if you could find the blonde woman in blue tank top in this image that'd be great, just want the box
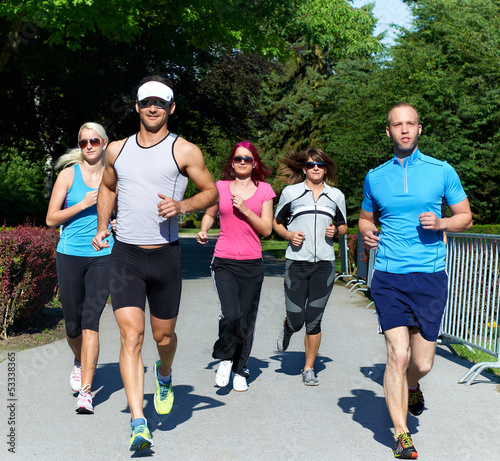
[46,122,114,414]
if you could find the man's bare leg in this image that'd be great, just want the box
[115,307,146,421]
[383,326,411,435]
[151,315,178,377]
[407,328,436,388]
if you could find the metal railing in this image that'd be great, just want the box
[442,233,500,385]
[336,231,500,384]
[334,235,351,283]
[335,232,375,307]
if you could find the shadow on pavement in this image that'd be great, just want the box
[270,351,333,376]
[338,389,410,448]
[263,252,285,277]
[92,362,124,407]
[435,345,500,385]
[145,386,224,433]
[205,356,271,391]
[180,237,215,280]
[180,236,286,280]
[360,363,386,387]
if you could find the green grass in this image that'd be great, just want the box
[178,228,219,235]
[450,344,500,377]
[261,239,288,259]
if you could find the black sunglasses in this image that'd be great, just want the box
[305,161,325,169]
[138,98,170,109]
[78,138,102,149]
[233,156,254,164]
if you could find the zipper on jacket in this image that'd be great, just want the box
[402,158,408,193]
[314,201,317,262]
[313,191,326,262]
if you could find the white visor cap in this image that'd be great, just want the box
[137,81,174,103]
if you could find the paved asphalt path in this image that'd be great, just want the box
[1,236,499,460]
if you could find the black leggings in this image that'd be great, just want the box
[56,252,111,338]
[212,257,264,376]
[284,260,335,335]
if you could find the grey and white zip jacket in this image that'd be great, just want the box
[275,181,347,262]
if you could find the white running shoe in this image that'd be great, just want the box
[302,368,319,386]
[232,373,248,392]
[70,364,81,392]
[215,360,233,387]
[76,385,94,414]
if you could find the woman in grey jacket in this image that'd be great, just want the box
[273,148,347,385]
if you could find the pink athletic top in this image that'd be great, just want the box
[214,180,276,260]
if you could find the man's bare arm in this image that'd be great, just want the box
[358,208,380,250]
[419,198,472,232]
[91,140,121,250]
[158,139,218,217]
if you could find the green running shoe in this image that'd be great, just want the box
[154,360,174,415]
[129,423,153,452]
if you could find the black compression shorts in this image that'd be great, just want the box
[110,240,182,320]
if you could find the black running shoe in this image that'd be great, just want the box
[276,318,292,352]
[408,383,425,416]
[393,432,418,459]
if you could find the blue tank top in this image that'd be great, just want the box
[56,164,114,256]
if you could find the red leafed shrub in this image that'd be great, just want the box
[0,224,59,339]
[344,233,371,275]
[345,234,359,273]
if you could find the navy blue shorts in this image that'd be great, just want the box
[371,269,448,341]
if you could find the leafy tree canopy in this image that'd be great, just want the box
[390,0,500,223]
[258,0,382,191]
[321,0,500,224]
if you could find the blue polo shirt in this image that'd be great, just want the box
[361,149,467,274]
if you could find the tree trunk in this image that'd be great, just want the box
[0,13,26,74]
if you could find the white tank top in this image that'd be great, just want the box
[114,132,188,244]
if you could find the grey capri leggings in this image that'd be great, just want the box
[284,259,335,335]
[56,252,111,338]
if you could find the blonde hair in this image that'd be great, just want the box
[54,122,109,170]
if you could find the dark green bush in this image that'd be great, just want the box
[0,224,58,339]
[0,145,49,226]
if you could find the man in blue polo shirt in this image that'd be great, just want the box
[358,102,472,459]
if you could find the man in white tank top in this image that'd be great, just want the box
[92,76,218,451]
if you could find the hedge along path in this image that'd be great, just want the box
[0,224,59,339]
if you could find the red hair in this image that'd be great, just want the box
[222,141,271,184]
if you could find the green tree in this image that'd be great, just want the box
[0,145,49,226]
[320,57,392,224]
[0,0,289,72]
[257,0,382,191]
[319,0,500,224]
[0,0,292,160]
[387,0,500,223]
